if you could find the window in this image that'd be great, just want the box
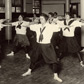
[0,0,23,13]
[33,0,41,14]
[0,7,5,13]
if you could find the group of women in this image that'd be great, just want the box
[0,12,84,82]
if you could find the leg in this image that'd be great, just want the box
[41,44,58,63]
[22,68,32,76]
[22,43,41,76]
[0,46,2,68]
[77,52,84,67]
[20,35,30,59]
[7,44,22,56]
[7,34,22,56]
[0,32,5,68]
[41,44,62,82]
[51,63,62,82]
[57,52,65,61]
[7,51,14,56]
[7,45,20,56]
[23,46,30,59]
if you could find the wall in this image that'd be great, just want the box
[71,0,80,16]
[78,3,80,16]
[41,0,80,16]
[26,0,33,13]
[42,0,65,16]
[25,0,80,16]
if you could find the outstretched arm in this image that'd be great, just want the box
[22,21,35,28]
[0,23,11,30]
[0,19,7,23]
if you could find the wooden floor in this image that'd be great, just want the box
[0,43,84,84]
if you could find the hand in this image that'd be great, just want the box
[0,19,7,23]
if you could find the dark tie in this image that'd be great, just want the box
[64,27,70,32]
[39,27,46,42]
[17,22,23,29]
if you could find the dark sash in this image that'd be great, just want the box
[17,22,23,29]
[39,27,46,42]
[64,19,74,32]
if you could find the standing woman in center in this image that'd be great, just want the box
[22,13,62,82]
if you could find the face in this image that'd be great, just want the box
[18,15,23,21]
[74,14,77,18]
[53,18,58,23]
[54,14,57,18]
[33,14,36,17]
[34,18,39,24]
[48,14,52,18]
[40,16,46,24]
[65,14,70,20]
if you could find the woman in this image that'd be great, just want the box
[59,12,84,67]
[0,19,9,68]
[22,13,62,82]
[7,15,30,59]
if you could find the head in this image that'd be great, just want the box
[34,18,39,24]
[40,13,48,25]
[48,12,54,18]
[53,18,58,24]
[53,12,58,18]
[73,14,77,18]
[33,13,37,17]
[65,12,70,20]
[33,13,37,21]
[18,15,24,21]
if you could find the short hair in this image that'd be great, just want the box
[54,12,58,15]
[18,14,25,19]
[65,12,71,16]
[72,13,78,18]
[40,13,49,21]
[48,12,54,17]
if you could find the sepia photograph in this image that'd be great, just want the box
[0,0,84,84]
